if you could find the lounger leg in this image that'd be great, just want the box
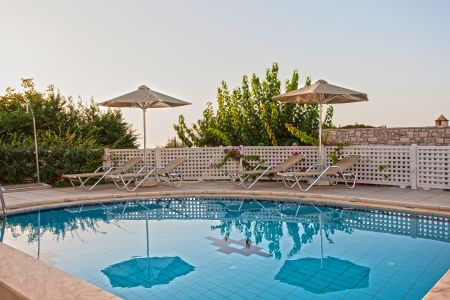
[172,173,182,188]
[125,173,155,192]
[296,171,328,192]
[85,172,110,191]
[282,176,298,189]
[242,169,271,189]
[342,173,358,189]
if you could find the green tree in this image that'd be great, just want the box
[0,79,137,148]
[0,79,138,184]
[174,63,333,146]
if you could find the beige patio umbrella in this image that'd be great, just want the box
[273,79,368,167]
[99,85,191,164]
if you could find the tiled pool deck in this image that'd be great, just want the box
[2,181,450,299]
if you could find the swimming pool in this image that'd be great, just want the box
[1,197,449,299]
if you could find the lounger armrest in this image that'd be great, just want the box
[138,165,155,173]
[155,167,169,174]
[93,165,113,173]
[326,165,343,172]
[109,166,128,173]
[254,163,272,171]
[304,163,323,172]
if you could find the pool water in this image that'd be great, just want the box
[1,197,449,300]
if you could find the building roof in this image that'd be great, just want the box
[436,114,448,121]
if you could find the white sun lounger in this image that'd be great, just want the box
[232,155,305,189]
[107,157,187,192]
[63,157,142,190]
[278,155,360,192]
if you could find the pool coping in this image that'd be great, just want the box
[0,243,119,300]
[4,189,450,217]
[2,189,450,299]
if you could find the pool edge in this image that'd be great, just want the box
[4,189,450,217]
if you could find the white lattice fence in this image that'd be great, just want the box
[326,146,412,187]
[104,145,450,189]
[417,146,450,189]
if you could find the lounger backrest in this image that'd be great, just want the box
[273,155,304,172]
[165,157,187,172]
[327,155,360,174]
[110,157,142,175]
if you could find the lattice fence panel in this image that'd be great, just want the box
[243,146,318,172]
[325,146,411,186]
[104,148,155,172]
[160,147,237,180]
[417,146,450,189]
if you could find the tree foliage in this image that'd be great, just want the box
[174,63,333,146]
[0,79,138,184]
[0,79,137,148]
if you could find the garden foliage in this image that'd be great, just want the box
[174,63,333,147]
[0,79,138,184]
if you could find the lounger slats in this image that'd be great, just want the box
[107,157,187,191]
[279,155,360,191]
[64,172,106,179]
[63,157,141,190]
[235,155,304,188]
[109,157,142,175]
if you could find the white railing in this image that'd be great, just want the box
[104,145,450,190]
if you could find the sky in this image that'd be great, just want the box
[1,0,449,147]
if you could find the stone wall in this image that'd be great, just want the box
[323,127,450,146]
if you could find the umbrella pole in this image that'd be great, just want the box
[37,210,41,259]
[320,213,323,269]
[143,108,147,166]
[318,103,323,170]
[146,218,149,258]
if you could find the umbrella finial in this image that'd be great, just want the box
[316,79,328,84]
[139,85,150,90]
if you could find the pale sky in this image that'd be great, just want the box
[1,0,449,147]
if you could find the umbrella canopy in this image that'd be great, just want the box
[272,79,368,105]
[101,256,195,288]
[273,80,368,167]
[99,85,191,164]
[99,85,191,109]
[275,256,370,294]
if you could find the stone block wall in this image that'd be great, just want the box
[323,127,450,146]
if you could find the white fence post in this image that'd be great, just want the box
[103,148,111,167]
[410,144,418,190]
[155,147,161,168]
[239,145,244,172]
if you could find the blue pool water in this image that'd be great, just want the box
[1,197,449,300]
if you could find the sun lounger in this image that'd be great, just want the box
[107,157,187,192]
[232,155,304,189]
[278,155,360,192]
[63,157,142,190]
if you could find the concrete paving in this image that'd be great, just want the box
[2,180,450,215]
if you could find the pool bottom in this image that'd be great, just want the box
[2,197,450,299]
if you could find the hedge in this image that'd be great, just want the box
[0,145,103,185]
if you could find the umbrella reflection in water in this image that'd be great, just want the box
[275,209,370,294]
[101,256,195,288]
[275,256,369,294]
[102,201,195,288]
